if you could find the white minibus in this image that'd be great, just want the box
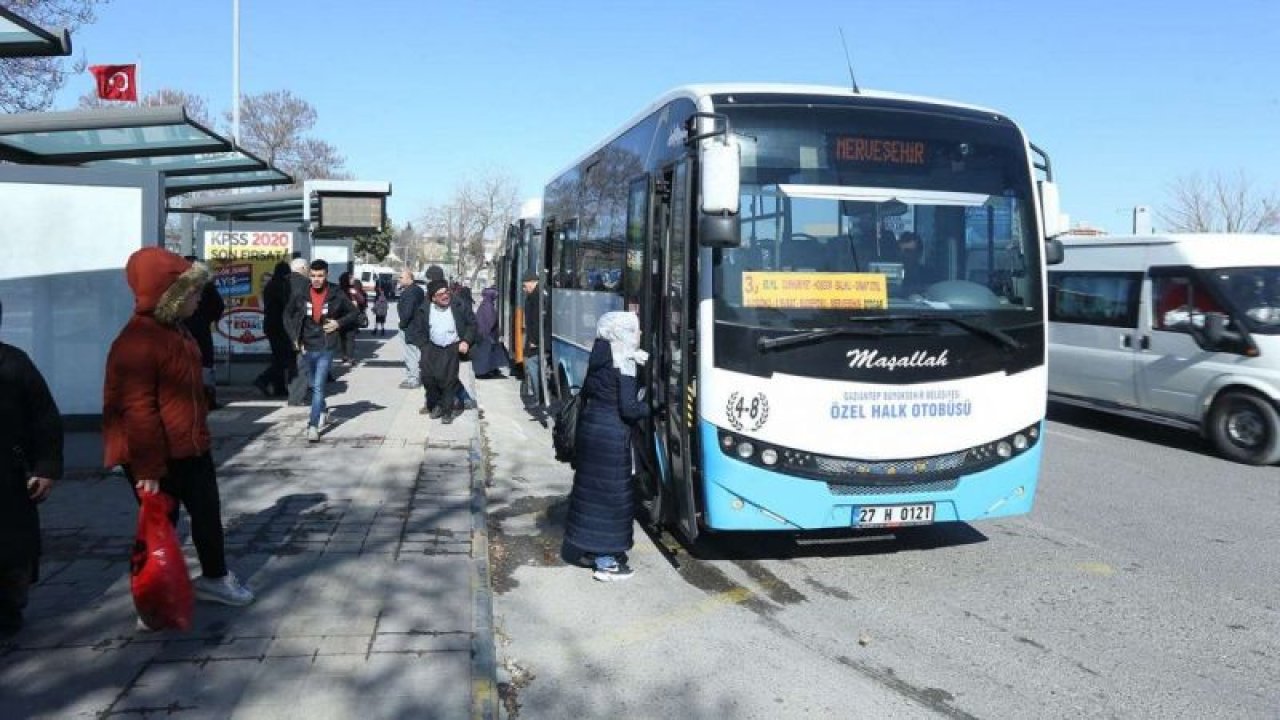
[1048,234,1280,464]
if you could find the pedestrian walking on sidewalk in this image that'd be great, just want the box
[182,259,225,410]
[396,269,424,389]
[254,261,294,397]
[411,279,475,424]
[285,259,359,442]
[337,272,364,365]
[0,300,64,637]
[562,311,651,582]
[470,286,509,379]
[521,271,544,407]
[286,257,312,406]
[372,285,389,336]
[422,265,478,409]
[104,248,254,609]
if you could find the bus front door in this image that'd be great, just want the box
[658,161,699,542]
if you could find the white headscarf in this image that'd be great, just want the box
[596,311,648,377]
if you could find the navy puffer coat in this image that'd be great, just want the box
[562,339,649,555]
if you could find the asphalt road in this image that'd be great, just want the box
[480,377,1279,720]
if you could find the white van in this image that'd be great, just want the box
[355,264,396,300]
[1048,234,1280,464]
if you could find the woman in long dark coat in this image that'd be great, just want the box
[470,287,509,378]
[0,304,63,635]
[562,311,650,581]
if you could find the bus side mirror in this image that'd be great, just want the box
[1045,237,1064,265]
[1201,312,1228,346]
[699,136,741,248]
[1038,180,1066,240]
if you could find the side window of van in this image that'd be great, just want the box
[1048,271,1142,328]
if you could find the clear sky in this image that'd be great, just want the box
[51,0,1280,234]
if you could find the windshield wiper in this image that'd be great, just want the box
[757,319,932,351]
[755,313,1023,352]
[917,315,1023,351]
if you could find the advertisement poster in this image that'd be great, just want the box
[203,229,294,355]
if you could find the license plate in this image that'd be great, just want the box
[854,503,934,528]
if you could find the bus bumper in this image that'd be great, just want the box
[698,420,1043,531]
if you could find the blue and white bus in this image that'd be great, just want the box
[539,84,1064,541]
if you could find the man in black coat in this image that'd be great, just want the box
[182,266,226,409]
[411,279,476,424]
[0,301,63,635]
[286,257,313,406]
[521,271,543,407]
[254,261,294,397]
[423,265,478,411]
[396,268,424,389]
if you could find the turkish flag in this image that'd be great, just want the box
[89,64,138,102]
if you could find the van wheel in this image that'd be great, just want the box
[1208,391,1280,465]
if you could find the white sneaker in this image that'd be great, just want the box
[194,572,255,606]
[592,562,636,582]
[307,426,320,443]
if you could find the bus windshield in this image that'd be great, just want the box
[713,104,1042,329]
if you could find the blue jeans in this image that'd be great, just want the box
[302,350,334,427]
[400,331,420,382]
[523,353,541,405]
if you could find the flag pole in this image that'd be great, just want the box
[232,0,241,147]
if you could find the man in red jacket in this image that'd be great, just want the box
[104,248,254,613]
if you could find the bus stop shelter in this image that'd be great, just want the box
[0,104,292,432]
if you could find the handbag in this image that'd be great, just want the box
[130,493,194,631]
[358,311,369,329]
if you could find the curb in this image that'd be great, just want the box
[470,424,498,720]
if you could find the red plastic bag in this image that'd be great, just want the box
[130,492,194,631]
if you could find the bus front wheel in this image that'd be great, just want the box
[1208,390,1280,465]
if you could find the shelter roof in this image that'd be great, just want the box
[0,105,291,194]
[0,6,71,57]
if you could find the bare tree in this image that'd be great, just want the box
[234,90,347,183]
[420,172,520,282]
[458,173,521,280]
[1160,171,1280,233]
[0,0,105,113]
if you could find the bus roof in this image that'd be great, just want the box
[544,83,1008,187]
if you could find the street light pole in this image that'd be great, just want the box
[232,0,240,146]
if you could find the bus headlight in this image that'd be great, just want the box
[996,441,1013,458]
[1012,434,1028,451]
[736,442,755,459]
[721,434,735,450]
[760,448,779,466]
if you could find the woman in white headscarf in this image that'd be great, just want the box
[562,311,651,582]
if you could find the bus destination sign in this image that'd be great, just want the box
[832,136,928,169]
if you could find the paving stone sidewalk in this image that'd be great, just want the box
[0,332,496,719]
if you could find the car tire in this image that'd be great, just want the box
[1207,390,1280,465]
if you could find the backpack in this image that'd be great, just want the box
[552,387,585,464]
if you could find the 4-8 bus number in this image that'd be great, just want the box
[725,391,770,432]
[734,395,762,421]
